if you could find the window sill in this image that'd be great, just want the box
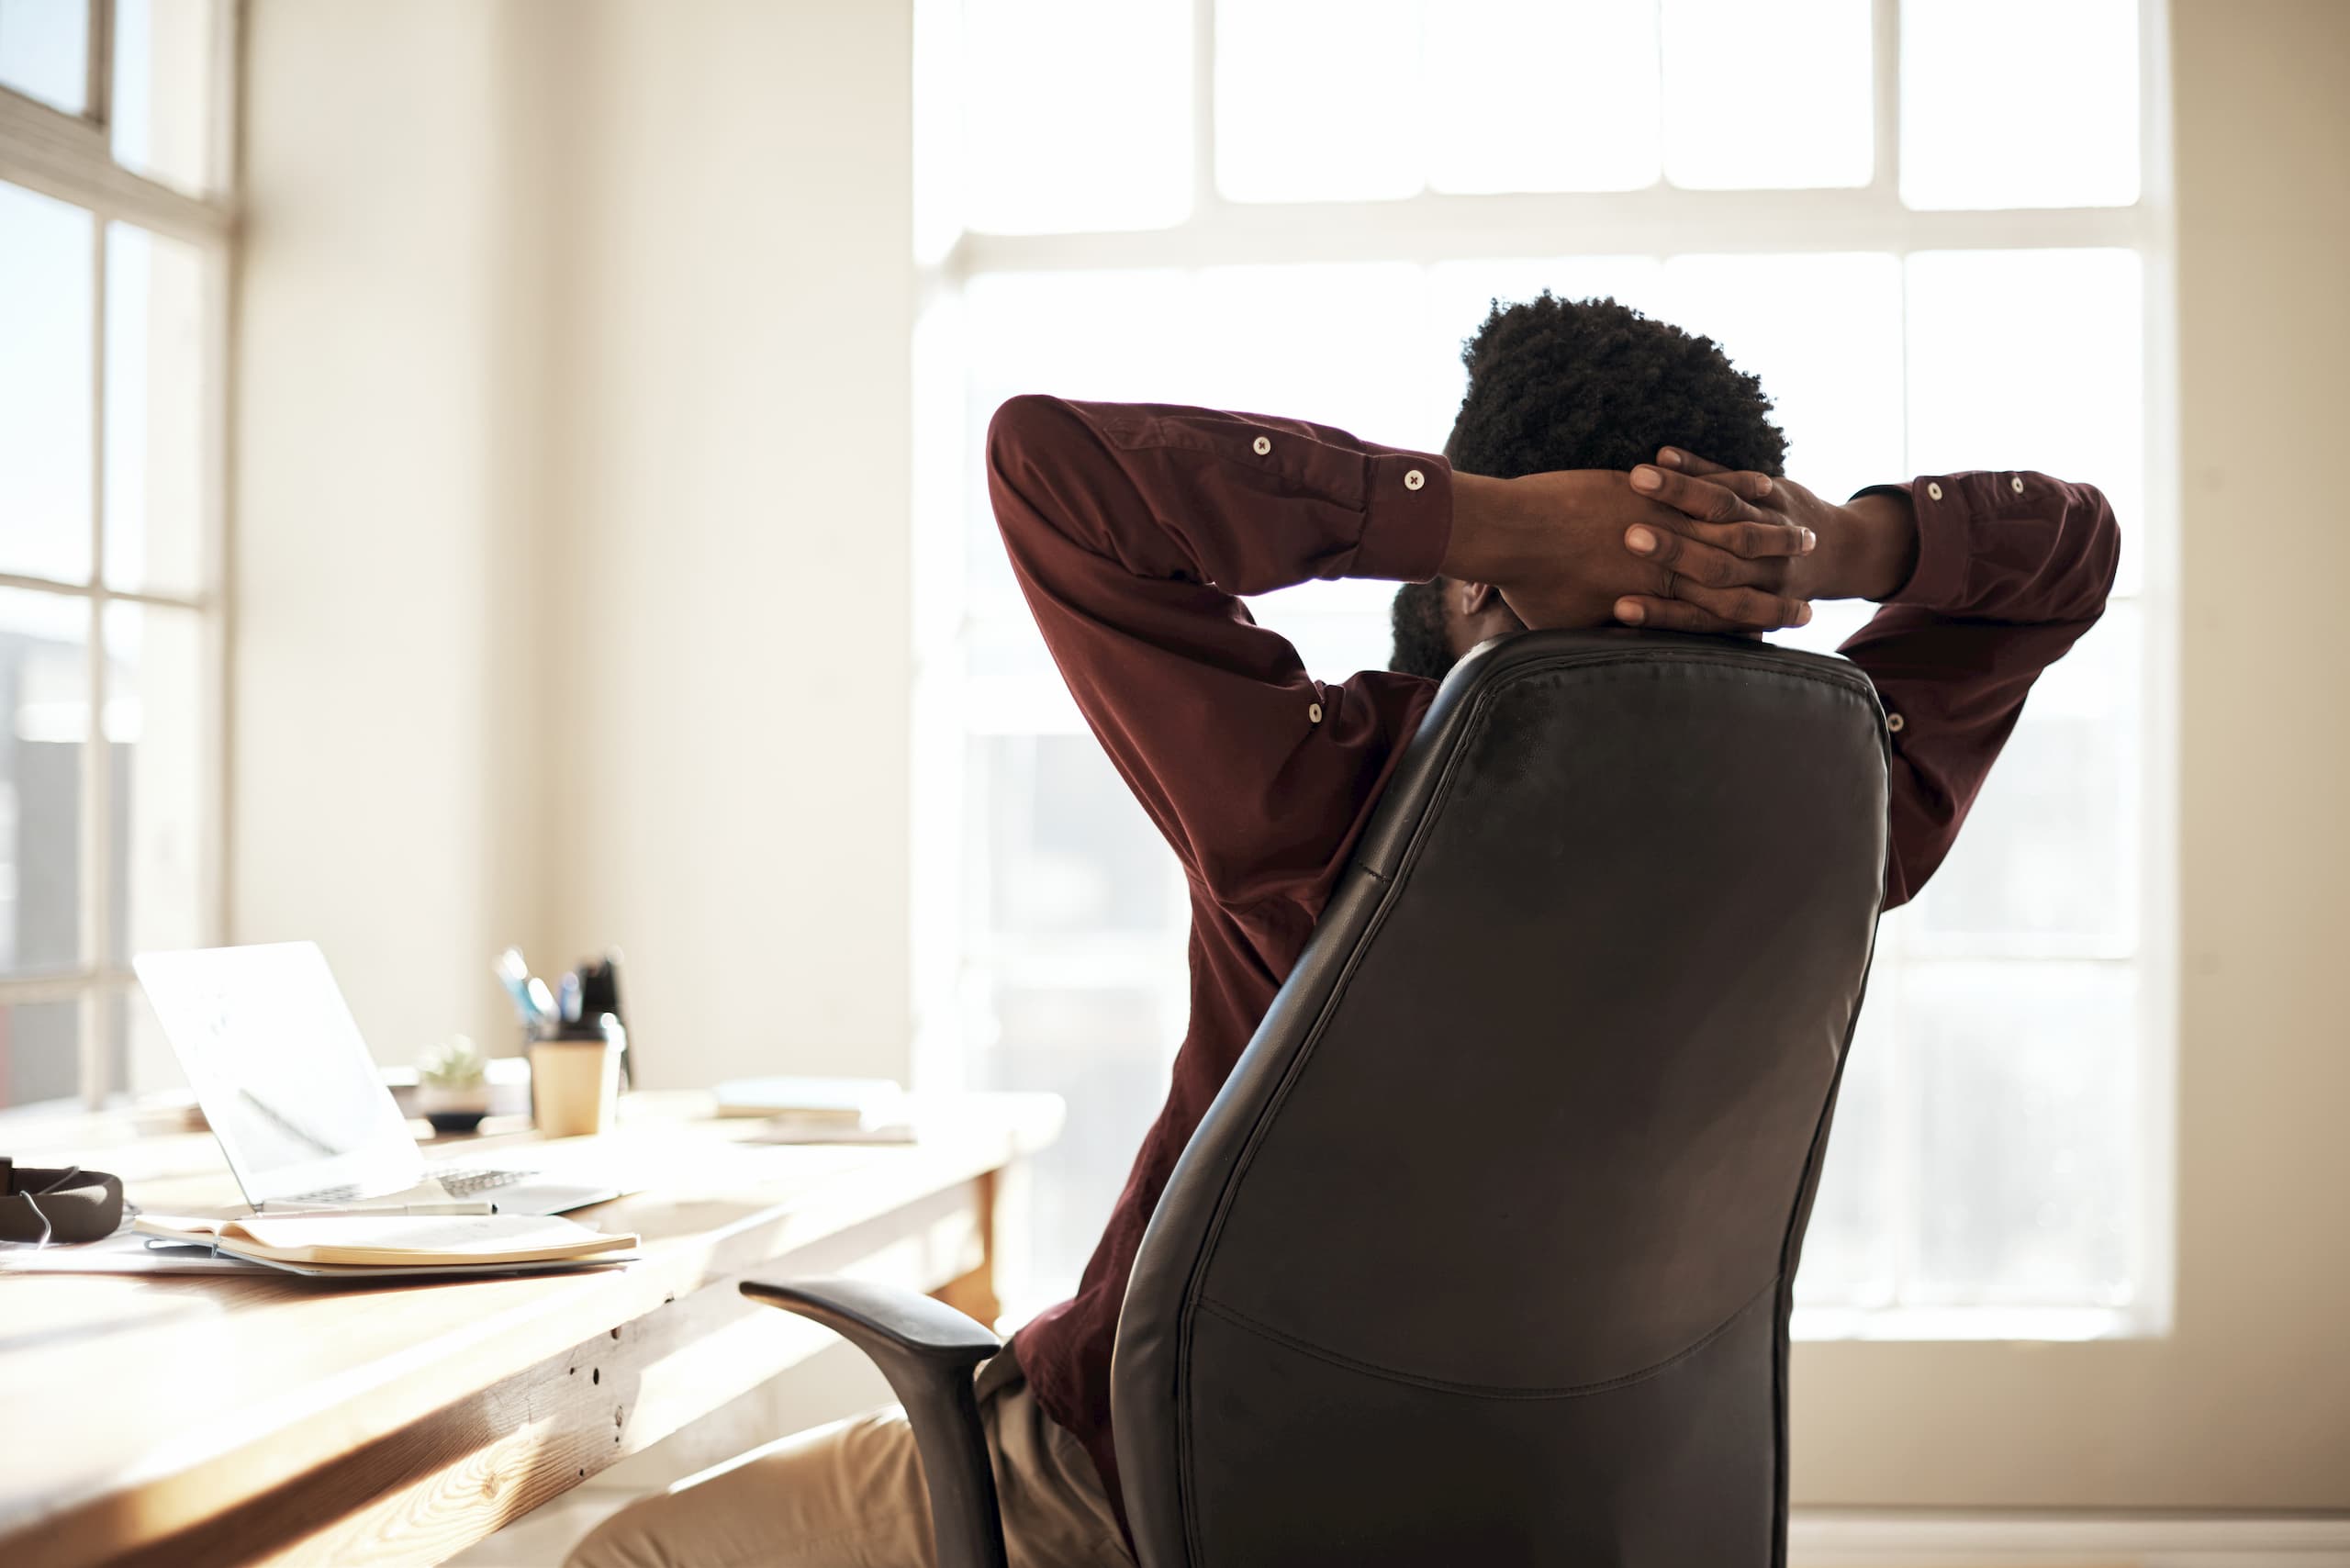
[1792,1305,2149,1342]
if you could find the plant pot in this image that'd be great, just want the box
[417,1081,492,1136]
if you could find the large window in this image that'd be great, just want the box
[913,0,2173,1338]
[0,0,233,1107]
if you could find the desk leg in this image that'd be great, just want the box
[931,1166,1001,1328]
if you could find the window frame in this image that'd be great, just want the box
[912,0,2178,1339]
[0,0,239,1108]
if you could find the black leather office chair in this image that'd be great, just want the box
[744,628,1890,1568]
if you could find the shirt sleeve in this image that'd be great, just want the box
[1839,470,2123,909]
[985,395,1451,913]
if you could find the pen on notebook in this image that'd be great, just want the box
[261,1200,501,1216]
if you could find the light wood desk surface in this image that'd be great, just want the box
[0,1090,1063,1568]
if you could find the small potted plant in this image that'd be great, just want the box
[417,1036,492,1134]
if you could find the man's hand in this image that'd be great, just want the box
[1444,467,1815,633]
[1609,448,1922,631]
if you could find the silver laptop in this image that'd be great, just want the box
[135,942,619,1216]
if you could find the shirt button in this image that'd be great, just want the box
[2011,475,2026,494]
[1251,435,1271,456]
[1404,468,1426,491]
[1308,701,1324,724]
[1886,712,1906,734]
[1926,481,1944,501]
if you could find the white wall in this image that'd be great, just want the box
[234,0,548,1058]
[233,0,914,1085]
[237,6,914,1525]
[536,0,916,1090]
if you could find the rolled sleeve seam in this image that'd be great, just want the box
[1883,476,1972,610]
[1353,452,1452,583]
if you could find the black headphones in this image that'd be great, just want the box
[0,1157,126,1246]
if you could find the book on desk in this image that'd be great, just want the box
[132,1211,641,1278]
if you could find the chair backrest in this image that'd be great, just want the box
[1111,629,1889,1568]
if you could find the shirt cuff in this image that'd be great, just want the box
[1864,476,1971,611]
[1354,451,1452,582]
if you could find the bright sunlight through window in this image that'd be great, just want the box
[912,0,2170,1342]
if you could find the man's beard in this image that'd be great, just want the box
[1390,579,1456,681]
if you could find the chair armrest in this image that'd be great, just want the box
[744,1274,1003,1369]
[741,1276,1008,1568]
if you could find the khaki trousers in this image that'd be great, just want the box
[565,1350,1134,1568]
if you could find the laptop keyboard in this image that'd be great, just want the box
[434,1167,539,1197]
[286,1166,538,1204]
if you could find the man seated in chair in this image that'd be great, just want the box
[571,296,2119,1568]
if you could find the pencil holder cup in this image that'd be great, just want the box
[529,1017,625,1137]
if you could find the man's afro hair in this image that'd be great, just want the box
[1445,293,1788,480]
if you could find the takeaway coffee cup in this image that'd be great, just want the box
[529,1016,625,1137]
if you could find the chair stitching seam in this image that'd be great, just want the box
[1191,1280,1776,1401]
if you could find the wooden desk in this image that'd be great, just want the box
[0,1091,1062,1568]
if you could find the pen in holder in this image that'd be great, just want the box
[529,1014,625,1138]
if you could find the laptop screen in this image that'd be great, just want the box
[134,943,424,1204]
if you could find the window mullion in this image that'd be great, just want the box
[0,89,228,247]
[0,570,205,610]
[1887,965,1917,1307]
[1873,0,1900,197]
[203,173,234,952]
[0,969,131,1005]
[78,209,111,1109]
[1895,210,1914,485]
[206,0,239,197]
[1189,0,1215,219]
[84,0,115,132]
[954,198,2154,275]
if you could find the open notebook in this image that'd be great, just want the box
[133,1212,641,1278]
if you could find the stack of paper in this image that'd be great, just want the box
[133,1212,640,1278]
[711,1076,916,1144]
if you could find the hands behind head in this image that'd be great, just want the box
[1442,450,1915,637]
[1609,449,1838,635]
[1443,461,1815,637]
[1616,447,1920,631]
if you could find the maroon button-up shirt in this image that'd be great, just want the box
[984,394,2121,1527]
